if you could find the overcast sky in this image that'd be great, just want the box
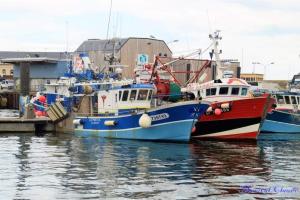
[0,0,299,80]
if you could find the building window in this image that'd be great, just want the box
[2,69,6,75]
[10,70,13,75]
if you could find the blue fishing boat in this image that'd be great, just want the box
[260,91,300,139]
[74,83,210,142]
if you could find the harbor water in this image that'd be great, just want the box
[0,133,299,199]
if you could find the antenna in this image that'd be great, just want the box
[65,21,69,52]
[209,30,224,79]
[106,0,113,40]
[113,12,119,38]
[119,14,122,38]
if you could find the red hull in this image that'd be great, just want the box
[193,95,273,140]
[199,95,271,122]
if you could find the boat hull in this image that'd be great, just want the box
[192,95,272,140]
[75,101,209,142]
[76,119,195,142]
[260,110,300,134]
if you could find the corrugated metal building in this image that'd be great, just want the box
[76,37,172,78]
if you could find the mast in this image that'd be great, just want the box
[209,30,223,79]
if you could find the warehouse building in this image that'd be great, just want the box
[76,37,172,78]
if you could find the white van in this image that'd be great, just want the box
[0,80,14,90]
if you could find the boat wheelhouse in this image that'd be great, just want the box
[97,83,154,115]
[183,78,251,102]
[260,91,300,135]
[272,92,300,111]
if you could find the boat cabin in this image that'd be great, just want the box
[273,92,300,110]
[97,83,155,115]
[183,78,251,101]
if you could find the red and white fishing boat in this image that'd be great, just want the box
[183,78,272,140]
[181,31,273,140]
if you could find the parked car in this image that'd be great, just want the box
[0,79,15,90]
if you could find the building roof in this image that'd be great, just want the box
[0,51,69,60]
[0,57,59,64]
[76,37,172,53]
[76,38,128,52]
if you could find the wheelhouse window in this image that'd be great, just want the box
[284,96,290,104]
[241,88,248,96]
[119,91,122,101]
[291,96,297,104]
[129,90,137,101]
[211,88,216,95]
[137,90,148,100]
[148,90,153,100]
[206,88,217,96]
[231,87,240,95]
[276,95,284,104]
[297,97,300,104]
[219,87,229,95]
[122,90,129,101]
[206,89,211,96]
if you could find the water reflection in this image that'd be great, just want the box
[0,134,299,199]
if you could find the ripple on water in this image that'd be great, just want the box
[0,134,299,199]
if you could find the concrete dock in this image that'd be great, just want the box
[0,117,54,134]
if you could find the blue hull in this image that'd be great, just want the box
[261,110,300,133]
[75,101,209,142]
[76,120,194,142]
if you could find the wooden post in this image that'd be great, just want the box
[20,62,30,96]
[19,62,32,118]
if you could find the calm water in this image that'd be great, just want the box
[0,133,299,200]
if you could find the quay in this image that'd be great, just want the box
[0,57,73,135]
[0,117,54,134]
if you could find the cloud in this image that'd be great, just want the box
[0,0,299,79]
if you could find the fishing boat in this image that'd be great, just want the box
[184,78,272,140]
[180,31,273,140]
[74,83,210,142]
[260,91,300,136]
